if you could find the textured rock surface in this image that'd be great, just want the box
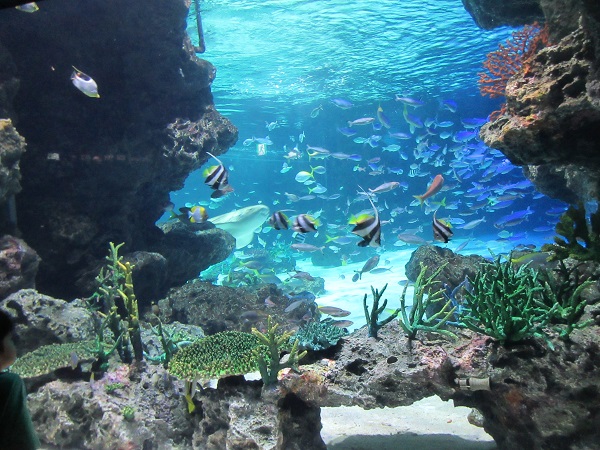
[461,0,543,29]
[478,0,600,204]
[163,280,302,336]
[324,320,600,450]
[0,0,237,299]
[0,289,95,353]
[0,235,40,299]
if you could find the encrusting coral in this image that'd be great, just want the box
[10,341,96,378]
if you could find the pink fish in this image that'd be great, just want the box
[414,174,444,205]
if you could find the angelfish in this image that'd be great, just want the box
[71,67,100,98]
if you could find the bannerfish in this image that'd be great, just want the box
[204,152,233,198]
[433,211,453,243]
[349,187,381,247]
[71,67,100,98]
[293,214,319,233]
[414,174,444,205]
[269,211,289,230]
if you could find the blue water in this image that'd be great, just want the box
[165,0,567,269]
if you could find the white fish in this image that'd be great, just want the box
[71,67,100,98]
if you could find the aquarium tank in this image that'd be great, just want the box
[0,0,598,449]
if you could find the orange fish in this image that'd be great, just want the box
[414,174,444,205]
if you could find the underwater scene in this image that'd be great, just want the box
[0,0,599,449]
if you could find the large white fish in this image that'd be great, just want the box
[210,205,270,249]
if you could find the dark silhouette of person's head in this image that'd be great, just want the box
[0,310,17,370]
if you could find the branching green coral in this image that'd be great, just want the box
[459,257,554,346]
[541,202,600,262]
[538,261,594,340]
[168,331,265,382]
[252,316,307,387]
[363,284,399,338]
[290,318,348,351]
[88,242,144,365]
[146,320,195,368]
[398,263,457,340]
[11,341,96,378]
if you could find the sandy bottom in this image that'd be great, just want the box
[320,396,496,450]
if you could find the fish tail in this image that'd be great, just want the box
[413,194,424,205]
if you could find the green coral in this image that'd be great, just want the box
[459,257,554,345]
[538,261,594,340]
[168,331,265,382]
[290,318,348,351]
[398,263,457,340]
[122,406,135,422]
[363,284,399,338]
[541,202,600,262]
[146,320,196,368]
[252,316,307,387]
[105,382,125,393]
[88,242,144,365]
[11,341,96,378]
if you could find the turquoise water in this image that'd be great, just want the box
[167,1,566,275]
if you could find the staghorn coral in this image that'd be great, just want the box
[397,263,457,340]
[10,341,96,378]
[363,284,399,338]
[459,257,554,346]
[252,316,307,387]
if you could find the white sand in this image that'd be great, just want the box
[321,396,496,449]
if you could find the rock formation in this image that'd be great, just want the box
[0,0,237,300]
[475,0,600,204]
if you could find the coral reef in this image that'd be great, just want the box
[477,0,600,204]
[0,119,24,217]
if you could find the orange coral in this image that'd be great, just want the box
[479,22,549,101]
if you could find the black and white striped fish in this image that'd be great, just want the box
[350,187,381,247]
[293,214,318,233]
[269,211,289,230]
[203,152,232,196]
[433,211,453,243]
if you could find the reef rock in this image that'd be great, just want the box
[0,119,24,232]
[325,319,600,450]
[0,235,40,299]
[0,0,238,300]
[461,0,544,29]
[478,0,600,204]
[405,244,487,288]
[0,289,95,353]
